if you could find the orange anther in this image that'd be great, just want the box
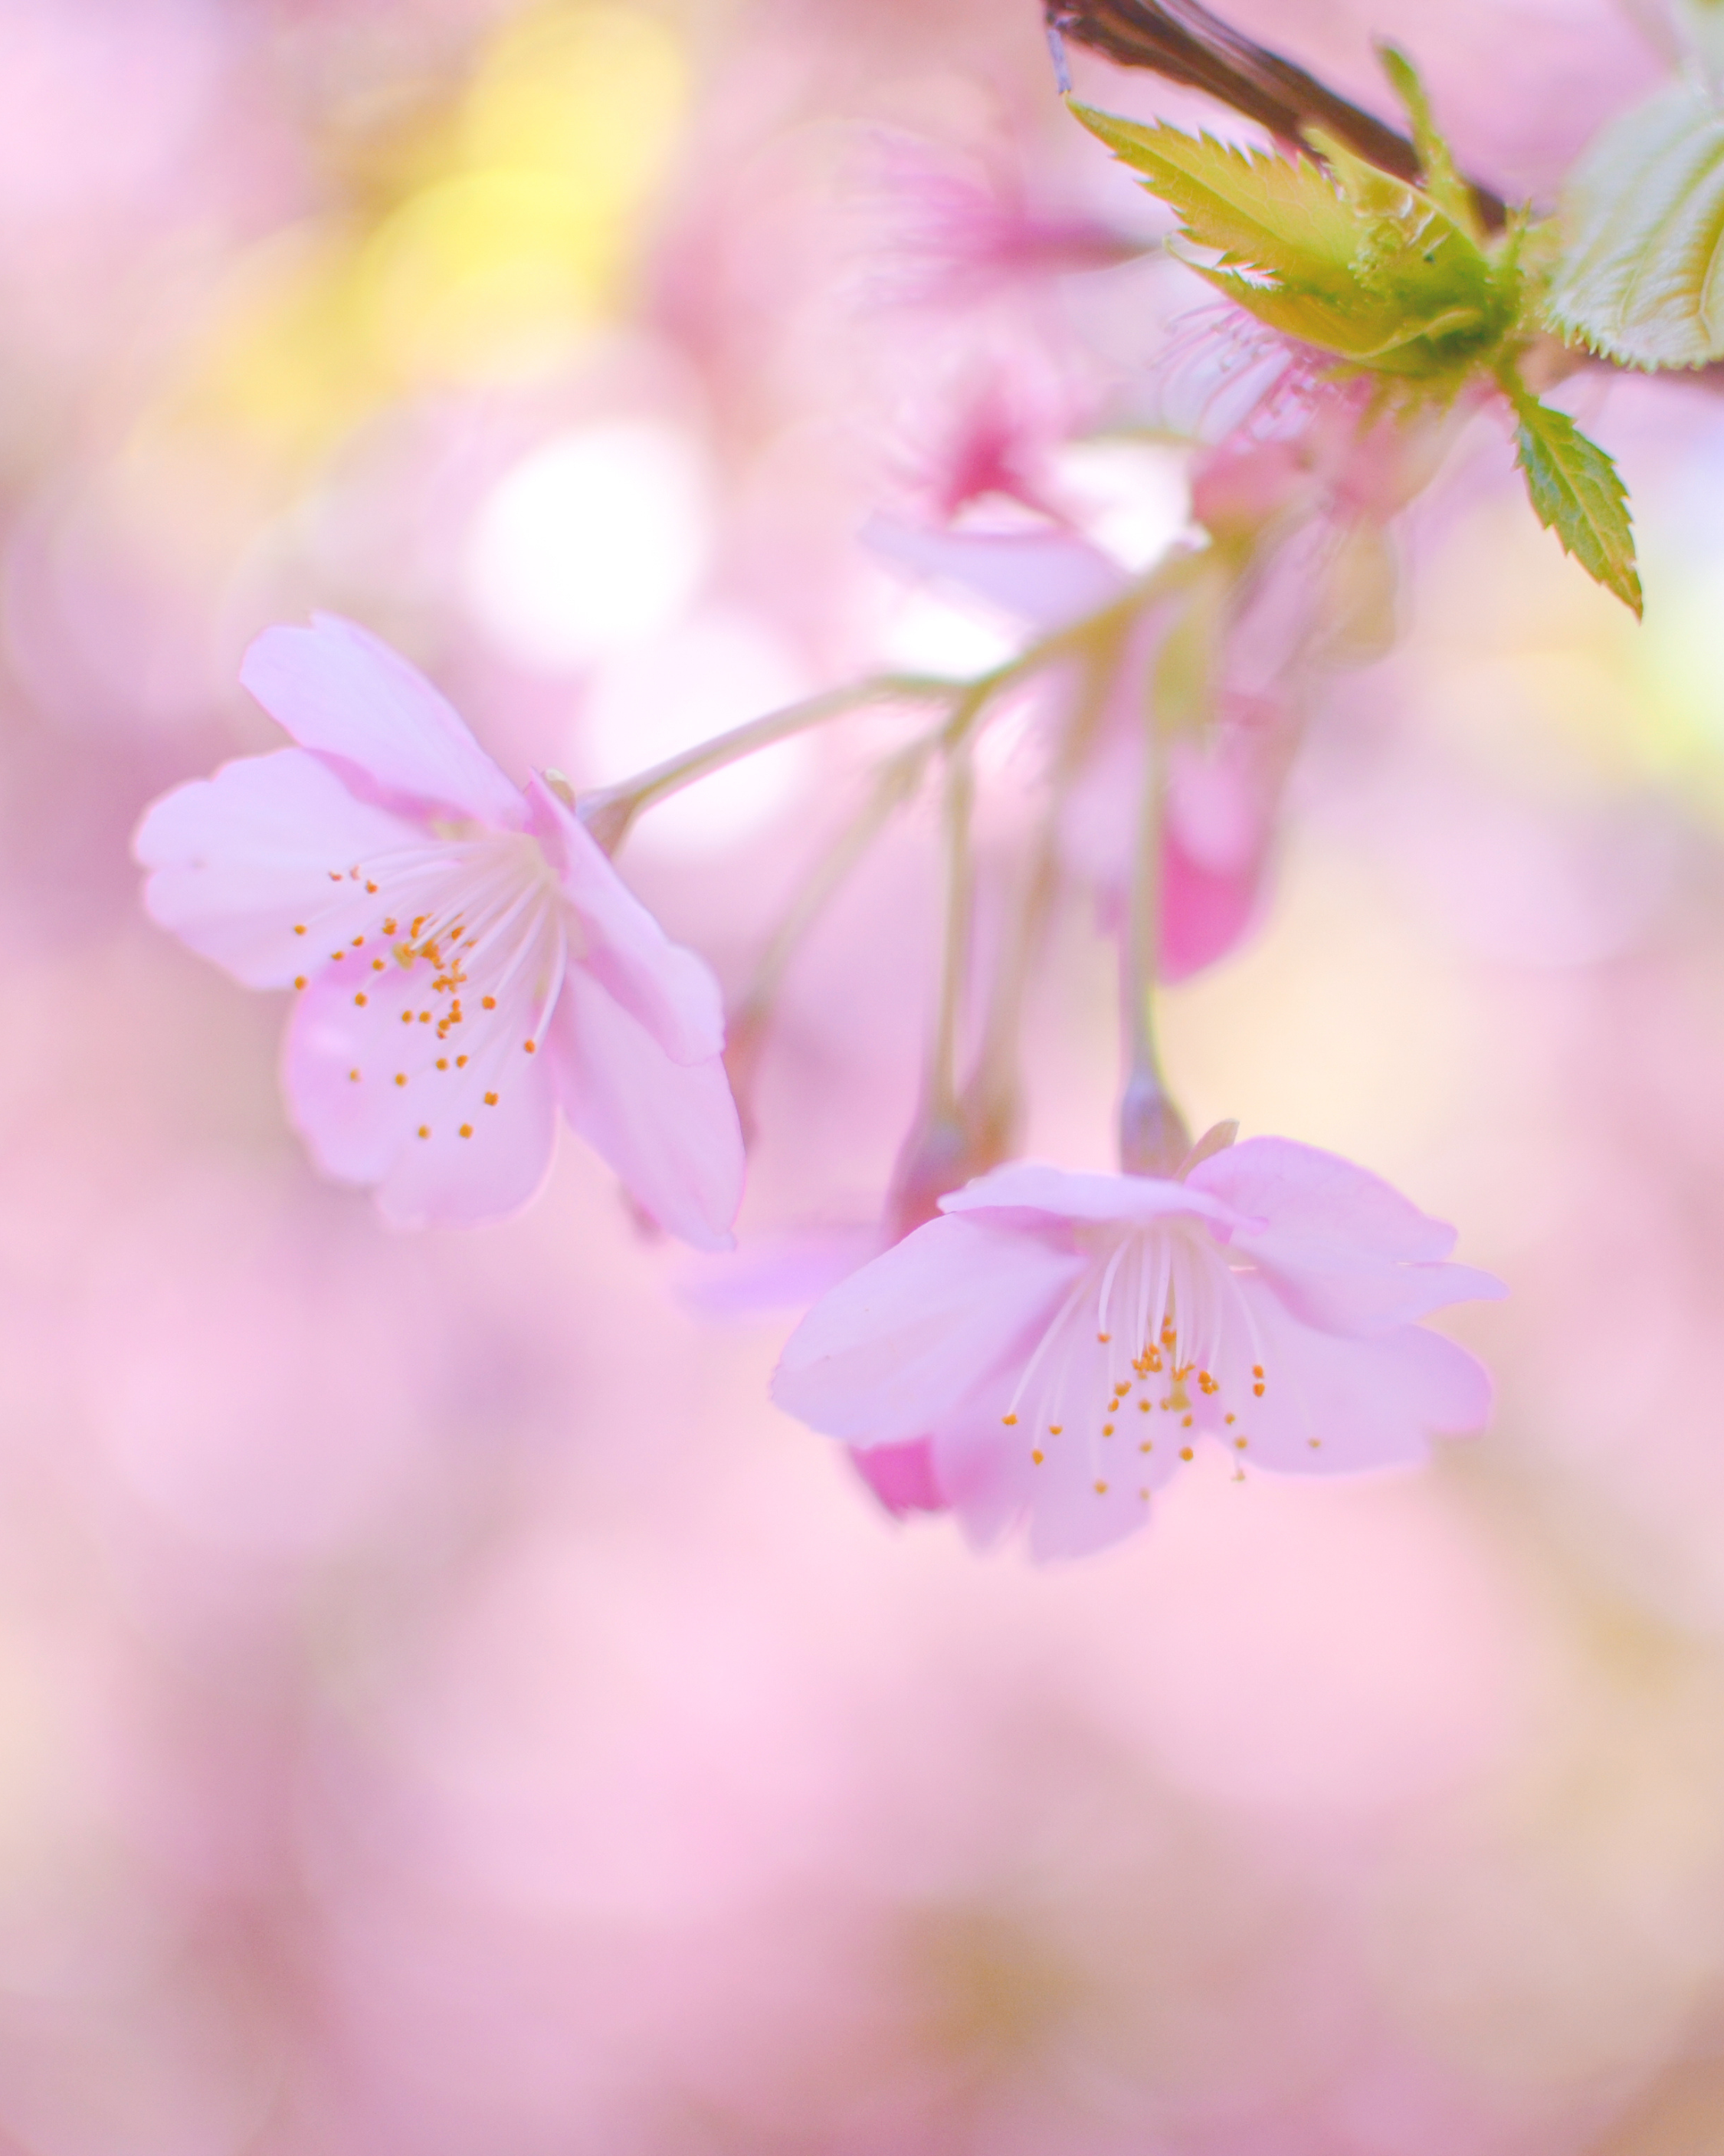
[1139,1441,1152,1454]
[436,1058,447,1071]
[1096,1331,1110,1344]
[365,881,378,894]
[1094,1481,1109,1495]
[456,1056,469,1068]
[459,1124,473,1138]
[1252,1365,1264,1379]
[328,871,343,882]
[523,1039,536,1054]
[395,1074,407,1087]
[349,1069,359,1082]
[1048,1423,1063,1436]
[401,1012,411,1025]
[1102,1424,1114,1437]
[482,996,496,1009]
[372,959,384,972]
[294,976,307,990]
[1182,1413,1192,1427]
[352,937,364,947]
[1031,1449,1045,1465]
[354,993,367,1006]
[1001,1413,1018,1426]
[418,1125,430,1139]
[294,924,306,936]
[382,920,396,935]
[1234,1437,1248,1450]
[1253,1383,1265,1397]
[483,1091,497,1106]
[1180,1446,1194,1461]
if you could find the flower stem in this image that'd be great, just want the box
[930,733,978,1121]
[725,741,932,1129]
[1117,702,1190,1177]
[577,673,957,854]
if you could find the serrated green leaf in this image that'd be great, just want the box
[1192,264,1483,368]
[1547,78,1724,367]
[1070,104,1358,291]
[1376,44,1482,237]
[1504,379,1642,615]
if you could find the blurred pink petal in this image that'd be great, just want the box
[847,1436,945,1518]
[136,615,742,1241]
[862,514,1127,630]
[775,1143,1502,1560]
[240,613,526,826]
[550,968,743,1254]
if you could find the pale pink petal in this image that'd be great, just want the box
[1160,827,1264,983]
[940,1160,1237,1231]
[862,514,1128,629]
[284,952,558,1227]
[134,749,424,988]
[935,1399,1180,1560]
[847,1439,946,1519]
[679,1224,884,1320]
[550,966,743,1252]
[772,1215,1082,1444]
[529,779,725,1064]
[1189,1137,1457,1259]
[1201,1279,1493,1475]
[241,615,525,827]
[1189,1137,1506,1335]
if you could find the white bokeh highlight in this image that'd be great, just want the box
[465,421,713,673]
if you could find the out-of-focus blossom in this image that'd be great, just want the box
[134,614,743,1242]
[866,510,1281,980]
[774,1138,1503,1560]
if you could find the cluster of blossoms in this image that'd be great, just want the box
[143,0,1724,1559]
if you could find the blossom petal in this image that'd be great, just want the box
[529,779,726,1063]
[772,1215,1082,1443]
[863,516,1128,629]
[941,1160,1237,1231]
[1160,825,1265,983]
[1204,1280,1493,1475]
[1188,1137,1506,1334]
[935,1397,1178,1560]
[134,750,426,988]
[241,615,525,827]
[550,966,743,1252]
[284,952,558,1227]
[847,1439,946,1520]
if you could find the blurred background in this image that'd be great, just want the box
[5,0,1724,2148]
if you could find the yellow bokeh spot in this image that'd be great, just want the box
[360,169,610,385]
[461,3,687,204]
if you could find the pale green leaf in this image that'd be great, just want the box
[1376,44,1482,237]
[1505,379,1642,615]
[1547,77,1724,367]
[1070,105,1357,290]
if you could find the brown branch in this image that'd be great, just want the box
[1047,0,1508,232]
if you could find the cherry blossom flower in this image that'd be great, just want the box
[773,1138,1503,1559]
[135,614,744,1242]
[866,512,1280,981]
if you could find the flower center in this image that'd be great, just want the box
[999,1220,1269,1496]
[300,832,569,1095]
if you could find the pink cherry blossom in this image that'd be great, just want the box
[773,1138,1504,1560]
[134,614,744,1242]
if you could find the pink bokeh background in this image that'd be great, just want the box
[2,0,1722,2148]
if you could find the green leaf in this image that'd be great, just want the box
[1070,104,1358,291]
[1547,78,1724,368]
[1376,44,1481,237]
[1503,378,1642,615]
